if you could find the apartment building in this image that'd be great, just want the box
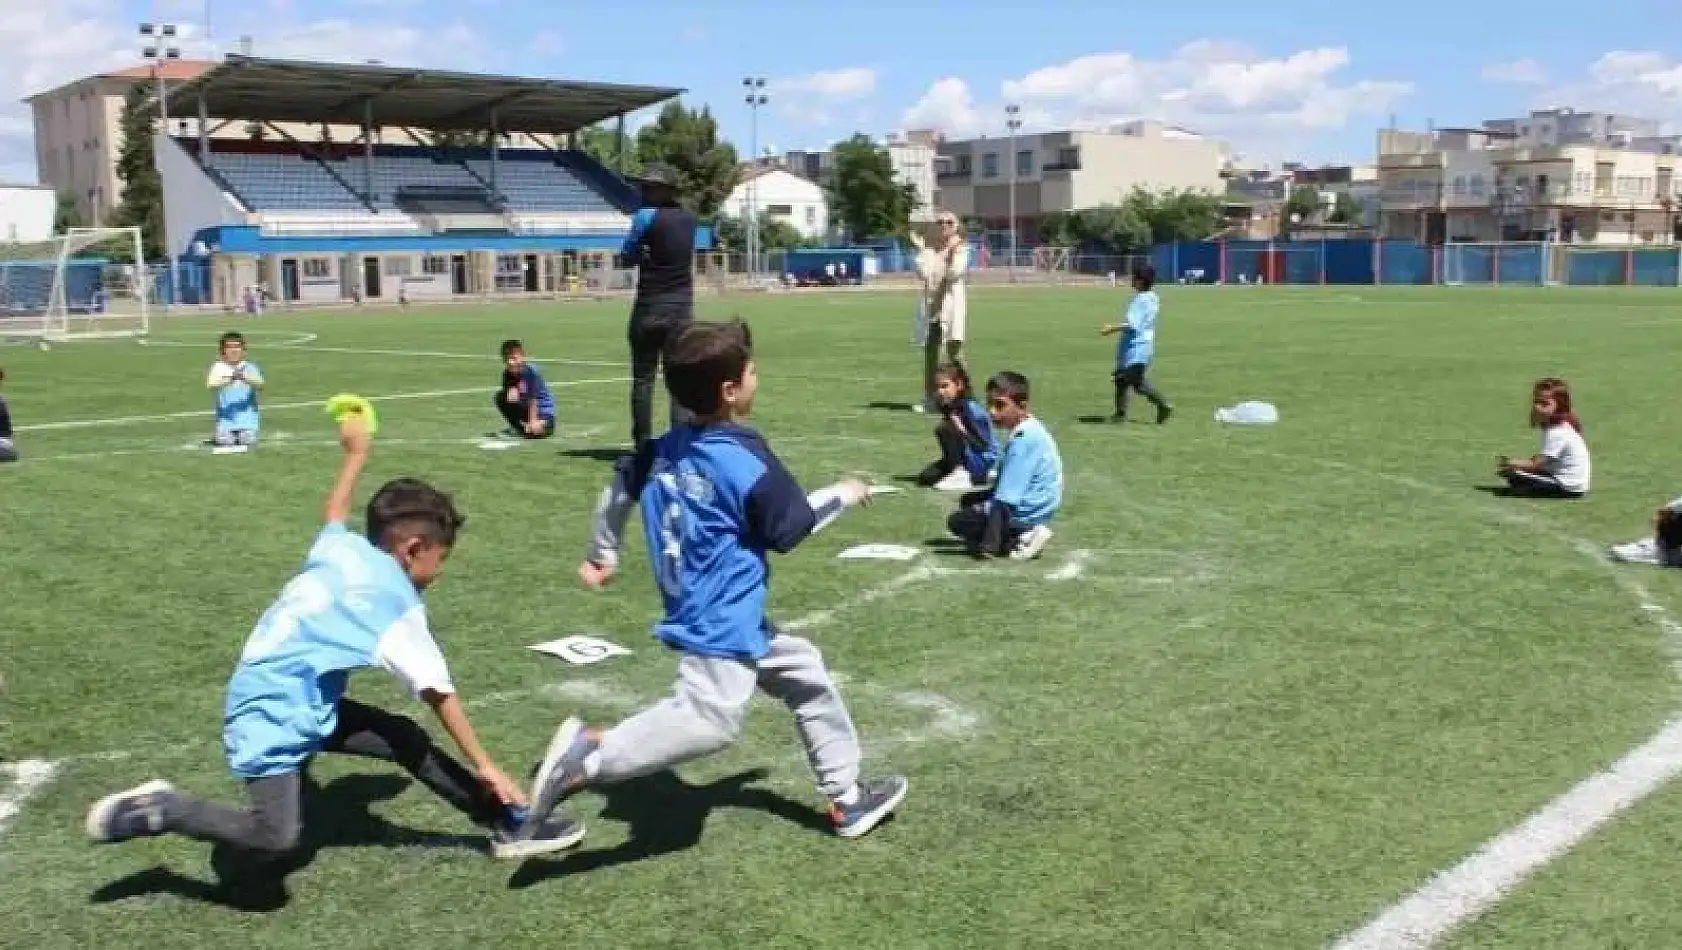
[933,120,1228,240]
[1378,116,1682,245]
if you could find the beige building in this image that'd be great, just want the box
[781,129,940,223]
[933,120,1229,238]
[1378,125,1682,245]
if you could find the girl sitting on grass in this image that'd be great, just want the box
[916,363,997,491]
[1496,377,1590,498]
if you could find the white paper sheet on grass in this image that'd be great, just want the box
[837,544,922,561]
[528,635,632,665]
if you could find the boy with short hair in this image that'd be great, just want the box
[0,367,15,463]
[1099,265,1173,425]
[85,414,583,860]
[947,371,1063,560]
[495,339,556,439]
[207,331,264,447]
[519,319,908,842]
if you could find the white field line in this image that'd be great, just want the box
[0,760,61,839]
[781,560,986,631]
[22,426,608,465]
[140,333,624,367]
[1235,448,1682,949]
[1045,549,1094,581]
[1331,718,1682,950]
[16,377,628,433]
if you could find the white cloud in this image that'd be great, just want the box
[0,1,140,183]
[1482,58,1547,86]
[248,19,490,69]
[771,67,877,125]
[899,41,1410,157]
[1534,52,1682,127]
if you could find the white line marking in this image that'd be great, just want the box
[1045,549,1094,581]
[782,561,985,631]
[17,378,628,432]
[1331,718,1682,950]
[0,759,61,839]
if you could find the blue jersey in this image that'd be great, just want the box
[222,523,454,779]
[951,398,998,477]
[993,416,1064,527]
[609,424,827,661]
[208,360,263,433]
[1118,290,1160,367]
[506,364,556,420]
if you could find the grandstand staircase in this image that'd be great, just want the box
[198,163,252,214]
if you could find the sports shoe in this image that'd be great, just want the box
[829,776,909,839]
[934,470,973,492]
[488,805,586,859]
[520,718,600,836]
[1156,404,1174,425]
[86,780,175,844]
[1010,525,1054,560]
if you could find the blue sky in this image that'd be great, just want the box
[4,0,1681,182]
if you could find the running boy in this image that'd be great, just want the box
[1099,265,1172,424]
[519,320,908,842]
[207,331,264,446]
[495,339,556,439]
[947,371,1063,560]
[0,367,14,463]
[85,413,582,860]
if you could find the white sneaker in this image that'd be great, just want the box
[1010,525,1053,560]
[934,470,974,491]
[1609,538,1661,565]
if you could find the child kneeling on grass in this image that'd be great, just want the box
[917,362,997,490]
[85,413,582,861]
[518,319,908,844]
[1495,377,1590,498]
[494,339,556,439]
[946,371,1063,560]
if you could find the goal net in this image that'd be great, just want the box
[0,227,150,344]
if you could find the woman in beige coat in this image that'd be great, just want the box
[910,212,970,412]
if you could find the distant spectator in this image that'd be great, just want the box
[910,212,970,412]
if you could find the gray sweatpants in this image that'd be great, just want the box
[592,634,861,800]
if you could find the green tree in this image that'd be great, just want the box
[825,134,914,241]
[632,102,738,218]
[1282,185,1321,234]
[1122,187,1224,244]
[714,214,810,252]
[577,123,642,175]
[109,84,165,261]
[1038,205,1151,253]
[53,190,84,233]
[1329,191,1362,225]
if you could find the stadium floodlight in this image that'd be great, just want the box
[0,228,151,349]
[1005,104,1022,280]
[140,21,183,309]
[743,77,768,284]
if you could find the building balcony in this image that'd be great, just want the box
[936,170,971,182]
[1041,161,1081,173]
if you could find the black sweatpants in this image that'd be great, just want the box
[160,699,506,857]
[918,417,981,486]
[1113,363,1169,418]
[628,298,694,448]
[947,491,1026,556]
[1502,469,1585,499]
[493,392,554,438]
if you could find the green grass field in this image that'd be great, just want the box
[4,285,1682,949]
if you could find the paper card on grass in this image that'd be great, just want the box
[529,635,632,665]
[837,543,922,561]
[867,484,903,496]
[210,444,250,455]
[477,439,519,451]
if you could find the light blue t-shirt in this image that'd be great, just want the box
[222,523,454,779]
[208,360,263,434]
[993,416,1064,527]
[1117,290,1159,367]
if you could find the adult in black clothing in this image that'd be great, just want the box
[621,164,699,449]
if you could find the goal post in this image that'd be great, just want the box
[0,227,150,345]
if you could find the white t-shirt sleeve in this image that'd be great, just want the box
[1540,426,1569,461]
[374,605,455,697]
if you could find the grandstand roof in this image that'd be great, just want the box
[162,55,683,134]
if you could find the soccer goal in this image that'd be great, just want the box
[0,227,150,347]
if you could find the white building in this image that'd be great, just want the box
[782,129,940,223]
[725,168,828,239]
[0,184,56,243]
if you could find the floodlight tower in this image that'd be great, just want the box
[1005,104,1022,281]
[743,77,768,283]
[140,22,182,308]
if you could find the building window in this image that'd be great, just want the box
[422,255,449,275]
[384,257,413,277]
[805,206,816,225]
[981,152,999,178]
[301,258,331,279]
[1016,149,1033,176]
[766,204,793,216]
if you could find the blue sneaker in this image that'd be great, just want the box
[828,776,909,839]
[86,780,175,844]
[488,804,586,859]
[520,718,600,838]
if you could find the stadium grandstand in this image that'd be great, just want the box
[153,55,709,306]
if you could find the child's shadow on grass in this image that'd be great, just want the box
[559,447,631,464]
[507,768,827,889]
[864,401,917,413]
[88,774,480,913]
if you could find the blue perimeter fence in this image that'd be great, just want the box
[1146,239,1682,287]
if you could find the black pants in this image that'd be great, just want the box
[918,418,976,486]
[160,699,506,857]
[1113,364,1169,418]
[629,298,694,447]
[1502,469,1585,499]
[947,491,1024,556]
[1660,510,1682,552]
[494,392,554,438]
